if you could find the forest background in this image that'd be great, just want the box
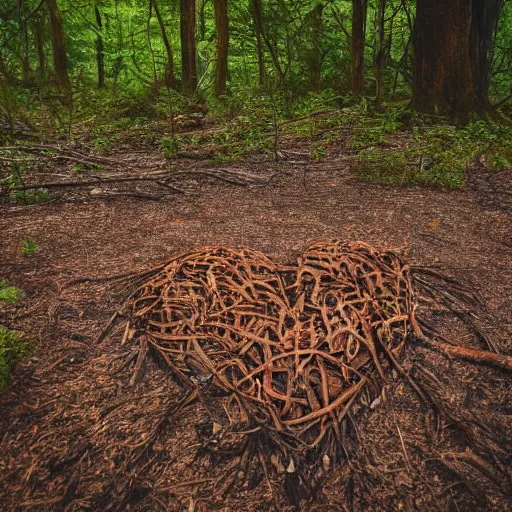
[1,0,512,192]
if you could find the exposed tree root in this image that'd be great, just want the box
[94,238,505,504]
[419,337,512,371]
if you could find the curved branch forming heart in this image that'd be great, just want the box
[110,241,416,452]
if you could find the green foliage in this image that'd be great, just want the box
[73,163,104,173]
[90,138,110,154]
[0,0,511,132]
[312,143,327,160]
[0,281,24,303]
[160,137,181,157]
[22,238,39,256]
[0,326,32,391]
[355,113,512,189]
[2,169,50,204]
[351,105,405,149]
[10,188,50,204]
[358,148,466,189]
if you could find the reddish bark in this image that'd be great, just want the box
[214,0,229,96]
[351,0,367,94]
[180,0,197,95]
[46,0,71,101]
[413,0,504,122]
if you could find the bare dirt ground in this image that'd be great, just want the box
[1,142,511,511]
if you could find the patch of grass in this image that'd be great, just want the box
[0,326,32,391]
[3,169,50,204]
[22,238,39,256]
[10,188,50,204]
[353,109,512,189]
[0,281,24,303]
[90,137,110,154]
[351,106,404,150]
[73,163,104,173]
[160,137,181,157]
[357,148,466,189]
[312,143,327,160]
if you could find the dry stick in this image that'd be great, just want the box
[10,176,183,192]
[11,168,270,192]
[162,478,214,492]
[1,144,122,165]
[422,338,512,372]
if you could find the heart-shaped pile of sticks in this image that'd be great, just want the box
[107,240,416,454]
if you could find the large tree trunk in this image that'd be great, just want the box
[413,0,504,123]
[154,0,176,89]
[308,3,324,94]
[95,5,105,88]
[251,0,265,86]
[471,1,504,112]
[214,0,229,96]
[180,0,197,95]
[46,0,71,101]
[351,0,367,94]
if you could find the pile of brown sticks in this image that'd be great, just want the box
[104,241,416,455]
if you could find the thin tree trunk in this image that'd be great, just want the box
[46,0,71,102]
[112,0,124,92]
[214,0,229,96]
[154,0,176,89]
[374,0,386,104]
[19,1,31,81]
[95,5,105,88]
[251,0,265,86]
[198,0,207,78]
[351,0,367,94]
[413,0,504,122]
[180,0,197,95]
[147,0,158,92]
[35,12,46,78]
[308,3,324,94]
[260,25,284,85]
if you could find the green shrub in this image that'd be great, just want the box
[160,137,181,157]
[90,137,110,154]
[10,188,50,204]
[0,327,32,391]
[357,148,466,189]
[22,238,39,256]
[73,163,104,173]
[0,281,24,303]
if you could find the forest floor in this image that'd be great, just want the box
[0,119,512,511]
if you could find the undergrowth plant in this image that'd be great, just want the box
[22,238,39,256]
[10,188,50,204]
[0,281,24,303]
[351,107,512,189]
[0,326,32,391]
[0,282,31,391]
[2,166,50,204]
